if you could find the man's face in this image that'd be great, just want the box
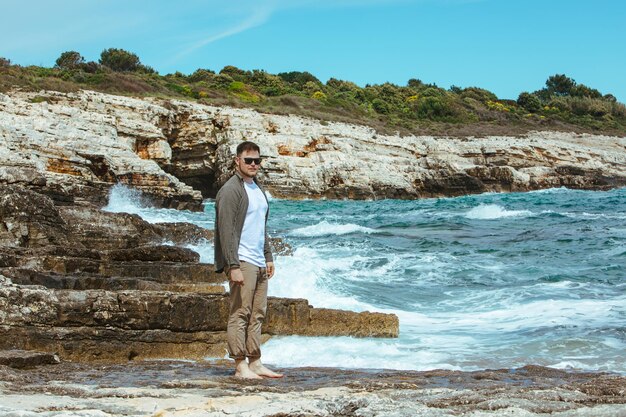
[236,149,261,180]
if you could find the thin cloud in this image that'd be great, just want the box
[174,7,272,60]
[173,0,424,59]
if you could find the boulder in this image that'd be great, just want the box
[0,186,70,248]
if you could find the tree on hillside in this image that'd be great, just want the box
[99,48,141,72]
[55,51,84,69]
[545,74,576,97]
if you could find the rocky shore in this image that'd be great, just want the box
[0,358,624,416]
[1,88,626,416]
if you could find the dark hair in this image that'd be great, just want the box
[236,141,260,155]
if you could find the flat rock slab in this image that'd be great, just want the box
[0,362,624,416]
[0,350,59,369]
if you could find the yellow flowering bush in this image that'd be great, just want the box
[486,100,512,112]
[312,91,327,100]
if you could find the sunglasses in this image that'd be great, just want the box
[241,157,262,165]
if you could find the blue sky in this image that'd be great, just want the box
[1,0,624,102]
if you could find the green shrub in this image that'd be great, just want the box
[211,73,234,88]
[228,81,245,92]
[326,78,360,93]
[189,69,215,82]
[570,84,602,99]
[29,96,49,103]
[568,97,611,117]
[249,70,291,96]
[0,57,10,67]
[137,64,156,74]
[611,101,626,118]
[31,66,55,77]
[220,65,248,81]
[547,97,570,112]
[460,87,498,103]
[303,80,322,95]
[517,92,542,112]
[55,51,84,69]
[420,87,445,97]
[278,71,320,86]
[372,98,389,114]
[414,96,449,118]
[227,81,260,102]
[99,48,141,72]
[165,83,193,97]
[78,61,100,73]
[407,78,423,89]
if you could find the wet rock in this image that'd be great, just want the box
[308,308,399,338]
[0,350,60,369]
[266,299,399,338]
[0,362,623,416]
[270,236,293,256]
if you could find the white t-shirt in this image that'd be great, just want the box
[238,181,268,267]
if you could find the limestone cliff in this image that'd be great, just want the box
[2,90,624,210]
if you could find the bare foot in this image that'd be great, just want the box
[249,359,284,378]
[235,361,262,379]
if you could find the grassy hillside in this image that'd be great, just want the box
[1,52,625,137]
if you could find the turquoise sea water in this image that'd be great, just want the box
[106,186,626,373]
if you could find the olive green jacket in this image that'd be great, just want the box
[214,172,273,273]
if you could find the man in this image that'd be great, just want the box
[214,141,283,379]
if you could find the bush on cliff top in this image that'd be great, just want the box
[2,50,625,136]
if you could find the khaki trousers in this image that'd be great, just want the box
[226,261,268,360]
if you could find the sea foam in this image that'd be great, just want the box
[465,204,532,219]
[289,220,377,237]
[104,184,214,228]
